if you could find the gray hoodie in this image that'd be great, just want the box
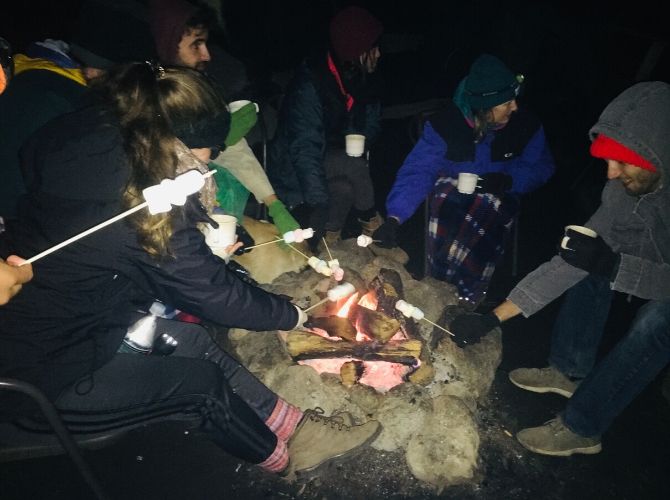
[509,81,670,316]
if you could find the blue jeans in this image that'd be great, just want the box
[552,276,670,437]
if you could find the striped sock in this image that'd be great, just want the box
[258,439,289,473]
[265,398,303,442]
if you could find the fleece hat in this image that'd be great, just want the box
[464,54,522,111]
[590,134,657,172]
[329,6,383,62]
[70,0,155,69]
[149,0,197,65]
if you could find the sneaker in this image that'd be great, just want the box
[287,407,381,474]
[508,365,578,398]
[516,417,602,456]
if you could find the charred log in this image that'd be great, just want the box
[285,331,422,364]
[349,304,400,344]
[306,316,357,342]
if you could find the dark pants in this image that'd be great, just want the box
[54,318,278,464]
[323,149,375,231]
[551,275,670,437]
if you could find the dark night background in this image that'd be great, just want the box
[1,1,669,499]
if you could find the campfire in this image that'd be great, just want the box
[284,270,430,392]
[228,240,502,487]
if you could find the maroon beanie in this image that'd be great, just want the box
[149,0,197,64]
[329,6,383,62]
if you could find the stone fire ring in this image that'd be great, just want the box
[225,239,502,488]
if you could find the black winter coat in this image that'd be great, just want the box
[0,106,297,402]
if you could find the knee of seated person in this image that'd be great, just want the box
[632,301,670,347]
[328,175,354,197]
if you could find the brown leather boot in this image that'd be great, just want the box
[358,212,383,236]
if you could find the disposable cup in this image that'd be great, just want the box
[345,134,366,157]
[228,100,259,113]
[204,214,238,249]
[561,225,597,250]
[457,172,481,194]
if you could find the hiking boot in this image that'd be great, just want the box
[509,365,579,398]
[287,407,381,474]
[358,212,383,236]
[516,417,602,456]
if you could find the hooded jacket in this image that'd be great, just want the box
[509,82,670,316]
[0,105,298,402]
[267,54,382,209]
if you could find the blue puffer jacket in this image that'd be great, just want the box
[386,101,555,223]
[0,105,298,402]
[267,54,381,209]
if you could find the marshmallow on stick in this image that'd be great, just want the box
[283,228,314,243]
[395,300,455,337]
[304,282,356,312]
[244,228,315,250]
[327,259,344,281]
[395,299,425,320]
[23,170,214,265]
[308,256,332,276]
[356,234,380,247]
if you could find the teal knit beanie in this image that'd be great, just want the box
[464,54,522,110]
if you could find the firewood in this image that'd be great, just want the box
[349,304,400,344]
[285,331,422,364]
[369,269,419,339]
[340,360,365,388]
[306,316,357,343]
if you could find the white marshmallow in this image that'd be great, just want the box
[332,267,344,281]
[395,299,424,320]
[327,259,340,270]
[301,228,315,240]
[307,256,332,276]
[142,170,207,214]
[327,282,355,301]
[357,234,374,247]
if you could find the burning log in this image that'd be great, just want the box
[349,304,400,344]
[306,316,357,342]
[368,269,419,339]
[285,331,422,364]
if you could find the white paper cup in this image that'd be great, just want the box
[561,225,597,250]
[457,172,481,194]
[345,134,366,157]
[204,214,238,249]
[228,100,259,113]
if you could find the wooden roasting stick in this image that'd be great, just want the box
[23,170,217,265]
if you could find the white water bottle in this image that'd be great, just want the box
[120,302,164,354]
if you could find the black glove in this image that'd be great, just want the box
[476,172,513,196]
[372,218,399,248]
[449,312,500,348]
[234,224,255,255]
[559,229,620,278]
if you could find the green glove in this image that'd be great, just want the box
[268,199,300,235]
[224,102,258,147]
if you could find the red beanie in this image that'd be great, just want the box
[590,134,657,172]
[149,0,197,64]
[329,6,383,62]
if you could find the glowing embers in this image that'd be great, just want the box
[288,290,422,393]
